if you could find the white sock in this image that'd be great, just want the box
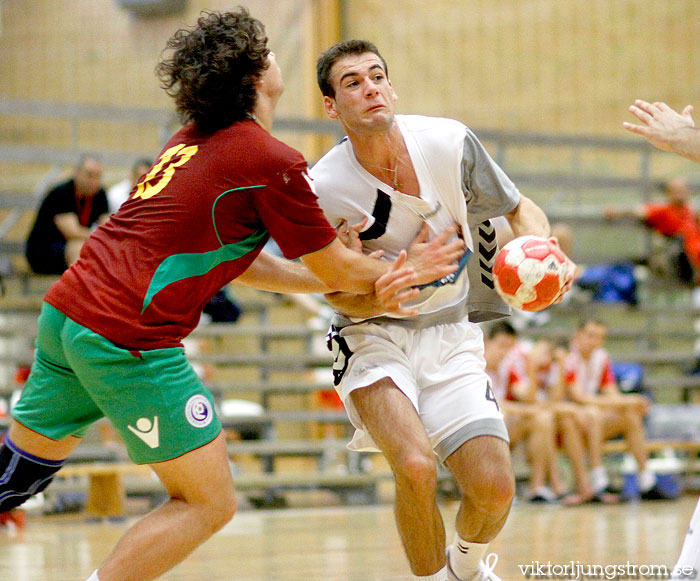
[590,465,609,493]
[675,498,700,573]
[449,533,488,580]
[638,468,656,492]
[415,566,447,580]
[86,571,100,581]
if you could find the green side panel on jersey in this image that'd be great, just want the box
[141,227,268,314]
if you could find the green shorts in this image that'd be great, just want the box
[12,303,222,464]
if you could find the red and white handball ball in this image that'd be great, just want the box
[493,235,568,312]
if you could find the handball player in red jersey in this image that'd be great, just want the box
[0,10,463,581]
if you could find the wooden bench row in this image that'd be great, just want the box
[49,436,700,518]
[602,439,700,455]
[53,460,393,518]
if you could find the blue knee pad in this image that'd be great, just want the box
[0,437,64,511]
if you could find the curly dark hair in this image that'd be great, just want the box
[156,8,270,133]
[316,39,388,98]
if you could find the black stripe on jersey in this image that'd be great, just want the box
[359,189,392,241]
[478,220,497,289]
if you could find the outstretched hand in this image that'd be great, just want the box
[623,99,695,152]
[406,223,464,286]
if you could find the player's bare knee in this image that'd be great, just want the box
[623,407,642,426]
[586,406,602,425]
[453,444,514,510]
[463,465,515,513]
[533,408,555,431]
[212,494,237,531]
[392,451,437,493]
[558,413,577,432]
[190,490,237,534]
[483,463,514,505]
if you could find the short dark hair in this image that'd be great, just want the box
[486,320,517,340]
[316,39,388,98]
[156,8,270,133]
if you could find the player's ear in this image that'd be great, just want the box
[389,80,398,103]
[323,95,339,119]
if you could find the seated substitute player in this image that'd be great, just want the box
[605,177,699,285]
[0,12,463,581]
[25,154,109,273]
[502,334,617,505]
[310,40,576,581]
[564,319,670,500]
[483,322,568,503]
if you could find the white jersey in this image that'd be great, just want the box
[565,347,616,396]
[310,114,520,326]
[106,178,132,215]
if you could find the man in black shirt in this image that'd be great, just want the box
[26,154,109,274]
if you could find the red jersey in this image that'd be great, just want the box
[643,202,700,274]
[643,202,700,240]
[46,119,336,350]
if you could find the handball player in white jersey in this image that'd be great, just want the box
[310,40,576,581]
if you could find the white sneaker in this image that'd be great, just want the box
[473,554,501,581]
[445,550,501,581]
[446,547,460,581]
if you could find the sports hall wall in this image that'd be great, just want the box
[346,0,699,136]
[1,0,700,190]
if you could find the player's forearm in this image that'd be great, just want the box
[302,239,390,294]
[504,196,551,239]
[604,206,645,220]
[235,251,331,294]
[304,230,461,295]
[324,291,385,319]
[54,214,91,240]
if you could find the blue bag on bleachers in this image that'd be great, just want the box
[612,361,645,394]
[576,261,638,306]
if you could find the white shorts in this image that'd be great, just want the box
[328,320,508,462]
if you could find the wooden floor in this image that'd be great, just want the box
[0,495,695,581]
